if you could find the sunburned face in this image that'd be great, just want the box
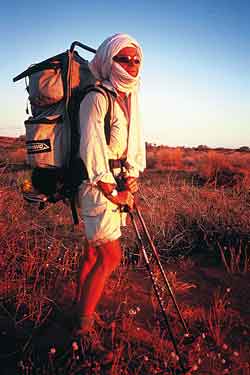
[113,46,141,77]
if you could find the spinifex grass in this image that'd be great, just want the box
[0,143,250,374]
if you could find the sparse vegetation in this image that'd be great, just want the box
[1,138,250,374]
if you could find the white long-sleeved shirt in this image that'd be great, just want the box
[79,89,139,185]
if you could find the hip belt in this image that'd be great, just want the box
[109,159,127,191]
[108,158,126,170]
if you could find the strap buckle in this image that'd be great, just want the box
[109,159,126,170]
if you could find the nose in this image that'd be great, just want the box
[128,60,138,66]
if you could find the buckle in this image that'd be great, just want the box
[109,159,126,169]
[23,191,48,204]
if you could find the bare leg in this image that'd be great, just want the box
[77,239,122,332]
[76,242,97,303]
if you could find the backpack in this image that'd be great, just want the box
[13,41,114,224]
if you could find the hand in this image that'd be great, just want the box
[97,181,134,209]
[97,181,116,195]
[125,177,138,194]
[110,190,134,209]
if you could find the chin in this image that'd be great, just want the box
[128,71,138,77]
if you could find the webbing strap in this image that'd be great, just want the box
[109,159,126,169]
[104,90,112,145]
[82,86,115,145]
[70,195,79,225]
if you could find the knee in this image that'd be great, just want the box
[82,246,97,266]
[97,240,122,273]
[109,249,122,270]
[97,253,120,274]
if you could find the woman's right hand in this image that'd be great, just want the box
[97,181,134,209]
[111,190,134,209]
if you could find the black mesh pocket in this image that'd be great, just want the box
[32,167,64,196]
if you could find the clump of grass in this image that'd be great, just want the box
[202,288,234,347]
[218,241,250,274]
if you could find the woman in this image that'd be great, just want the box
[76,33,145,336]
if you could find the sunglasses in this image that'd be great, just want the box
[113,55,141,65]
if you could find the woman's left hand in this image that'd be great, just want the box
[125,177,138,194]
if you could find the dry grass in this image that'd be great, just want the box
[0,140,250,374]
[147,146,250,190]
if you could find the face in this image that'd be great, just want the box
[113,46,141,77]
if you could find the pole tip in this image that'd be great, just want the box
[182,333,196,345]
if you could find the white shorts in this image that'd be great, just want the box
[78,182,126,246]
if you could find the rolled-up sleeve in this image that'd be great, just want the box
[79,91,116,185]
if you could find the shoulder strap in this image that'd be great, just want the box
[103,89,112,146]
[82,85,115,145]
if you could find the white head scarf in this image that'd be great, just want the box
[89,33,146,173]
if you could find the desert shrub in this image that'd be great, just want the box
[230,152,250,170]
[145,146,250,189]
[196,145,209,151]
[156,147,184,170]
[240,172,250,193]
[8,148,27,164]
[146,150,158,169]
[194,151,244,187]
[201,151,230,178]
[182,156,195,168]
[138,177,250,261]
[236,146,250,152]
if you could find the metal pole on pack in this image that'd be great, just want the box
[70,41,97,54]
[66,40,97,226]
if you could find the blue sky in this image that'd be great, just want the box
[1,0,250,147]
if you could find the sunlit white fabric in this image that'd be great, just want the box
[79,89,134,185]
[89,33,146,173]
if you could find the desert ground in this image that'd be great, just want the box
[0,136,250,374]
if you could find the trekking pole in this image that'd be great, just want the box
[133,202,190,336]
[119,170,188,331]
[129,210,187,374]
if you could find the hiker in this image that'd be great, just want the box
[75,33,146,336]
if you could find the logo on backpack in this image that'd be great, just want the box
[26,139,51,154]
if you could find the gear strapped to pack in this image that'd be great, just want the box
[13,41,116,225]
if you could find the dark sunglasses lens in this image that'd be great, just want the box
[114,56,130,63]
[114,56,140,65]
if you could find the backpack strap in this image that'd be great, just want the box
[82,85,116,145]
